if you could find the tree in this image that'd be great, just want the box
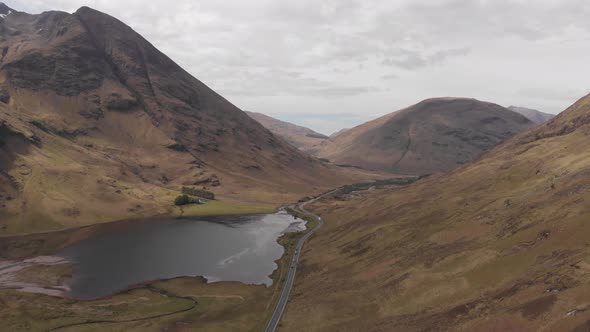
[174,194,190,206]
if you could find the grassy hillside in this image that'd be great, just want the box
[281,93,590,331]
[0,277,272,332]
[0,6,382,235]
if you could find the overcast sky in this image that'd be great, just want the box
[5,0,590,134]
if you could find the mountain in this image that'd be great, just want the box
[245,111,328,153]
[282,93,590,331]
[0,5,366,234]
[318,97,534,174]
[509,106,555,124]
[330,128,349,139]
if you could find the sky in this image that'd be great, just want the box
[4,0,590,135]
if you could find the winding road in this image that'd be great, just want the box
[264,190,337,332]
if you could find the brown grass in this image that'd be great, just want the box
[280,95,590,331]
[0,277,271,332]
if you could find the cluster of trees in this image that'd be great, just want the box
[173,187,216,206]
[174,194,201,206]
[181,186,215,200]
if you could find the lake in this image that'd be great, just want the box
[58,211,305,300]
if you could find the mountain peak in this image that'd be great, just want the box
[421,96,486,105]
[75,6,99,14]
[422,96,475,102]
[318,97,534,174]
[0,2,13,17]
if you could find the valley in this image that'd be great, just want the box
[0,190,361,332]
[1,1,587,332]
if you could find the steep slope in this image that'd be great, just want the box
[318,98,534,174]
[0,5,364,235]
[509,106,555,124]
[245,111,328,153]
[282,93,590,331]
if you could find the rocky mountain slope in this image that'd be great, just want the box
[509,106,555,124]
[245,111,328,154]
[282,93,590,331]
[318,98,534,174]
[0,5,366,235]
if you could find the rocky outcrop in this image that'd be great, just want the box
[2,32,110,96]
[104,93,138,111]
[192,174,221,187]
[0,87,9,103]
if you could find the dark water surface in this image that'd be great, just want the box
[58,212,305,300]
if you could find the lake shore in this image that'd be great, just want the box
[0,210,312,332]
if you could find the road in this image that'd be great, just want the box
[0,262,21,272]
[264,190,337,332]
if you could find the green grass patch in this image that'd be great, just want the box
[0,287,195,332]
[173,199,275,217]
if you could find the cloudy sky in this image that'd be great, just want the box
[5,0,590,134]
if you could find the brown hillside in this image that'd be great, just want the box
[318,97,534,174]
[0,6,372,235]
[282,93,590,331]
[329,127,350,139]
[245,111,328,154]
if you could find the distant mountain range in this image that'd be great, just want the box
[245,111,328,154]
[508,106,555,124]
[250,99,535,174]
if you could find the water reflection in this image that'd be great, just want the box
[58,212,305,300]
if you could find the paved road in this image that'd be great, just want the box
[264,190,337,332]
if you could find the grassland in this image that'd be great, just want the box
[0,277,274,332]
[171,199,276,218]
